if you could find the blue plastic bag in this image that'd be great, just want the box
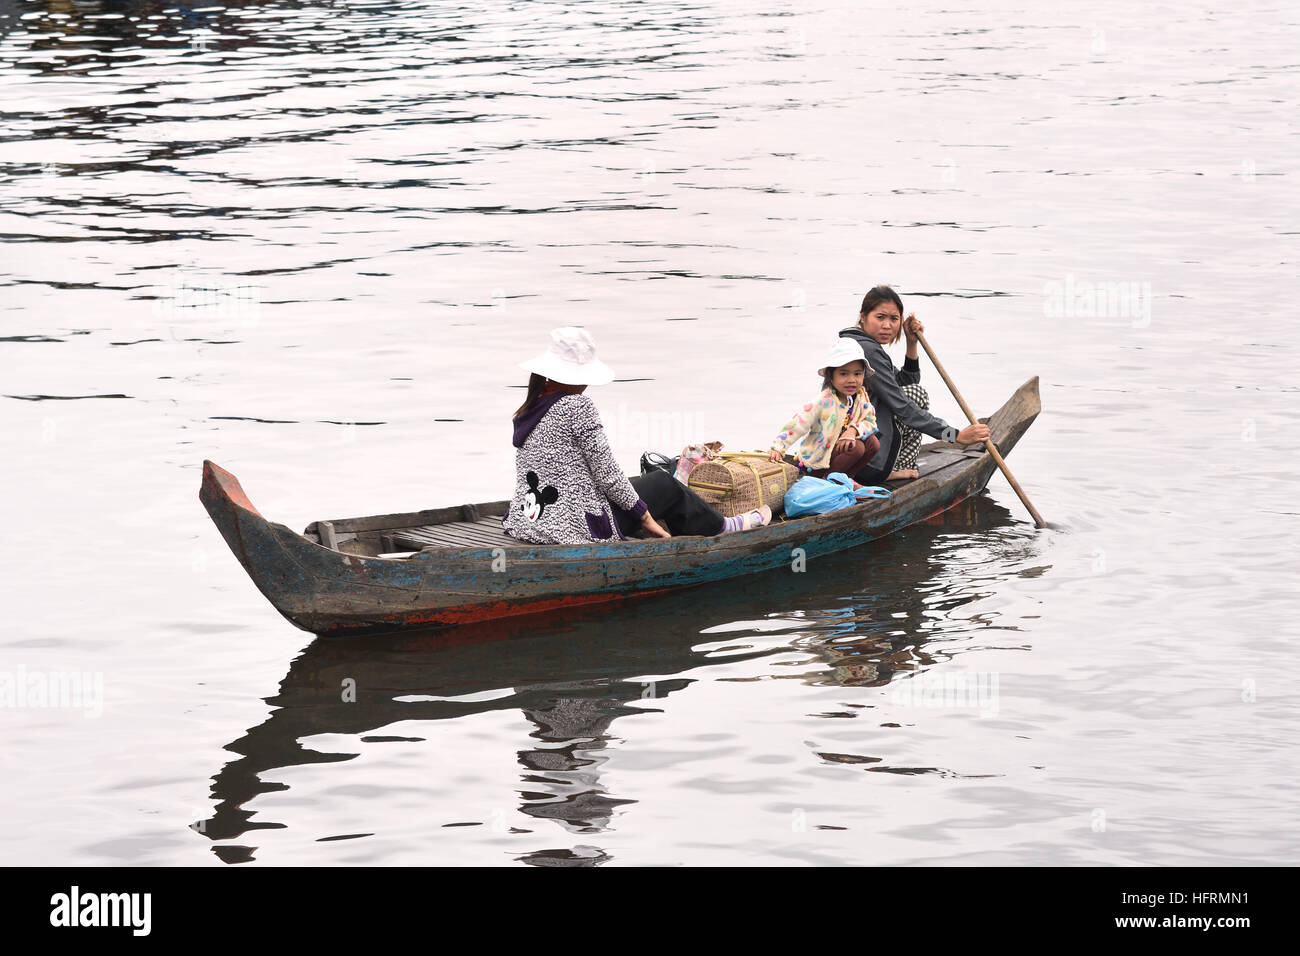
[784,472,892,518]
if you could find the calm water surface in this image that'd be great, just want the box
[1,0,1297,865]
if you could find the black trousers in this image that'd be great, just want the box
[614,469,725,538]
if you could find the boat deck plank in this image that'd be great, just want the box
[394,525,520,551]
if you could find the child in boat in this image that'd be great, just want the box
[767,340,882,479]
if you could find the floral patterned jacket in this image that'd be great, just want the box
[770,388,879,471]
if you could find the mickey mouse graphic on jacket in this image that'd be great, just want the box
[522,471,559,522]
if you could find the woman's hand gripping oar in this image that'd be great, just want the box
[910,322,1046,529]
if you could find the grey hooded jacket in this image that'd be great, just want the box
[838,326,958,475]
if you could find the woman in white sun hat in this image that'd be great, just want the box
[502,327,771,544]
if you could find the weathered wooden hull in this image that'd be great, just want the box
[201,377,1040,636]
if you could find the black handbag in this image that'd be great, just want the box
[639,452,678,476]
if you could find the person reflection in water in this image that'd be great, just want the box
[516,696,636,833]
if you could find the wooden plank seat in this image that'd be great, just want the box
[388,519,520,552]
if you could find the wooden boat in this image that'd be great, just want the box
[200,376,1040,636]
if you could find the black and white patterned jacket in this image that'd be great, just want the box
[502,394,644,544]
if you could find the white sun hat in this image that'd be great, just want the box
[520,326,616,386]
[819,338,873,377]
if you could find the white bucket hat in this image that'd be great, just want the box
[819,338,872,377]
[520,326,616,386]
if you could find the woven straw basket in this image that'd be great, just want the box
[687,452,801,516]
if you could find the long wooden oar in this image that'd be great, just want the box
[913,330,1046,528]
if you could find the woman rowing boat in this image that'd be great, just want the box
[502,327,772,545]
[839,286,989,484]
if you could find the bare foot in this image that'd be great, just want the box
[887,468,919,480]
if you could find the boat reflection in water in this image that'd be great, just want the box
[795,495,1049,690]
[196,494,1045,865]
